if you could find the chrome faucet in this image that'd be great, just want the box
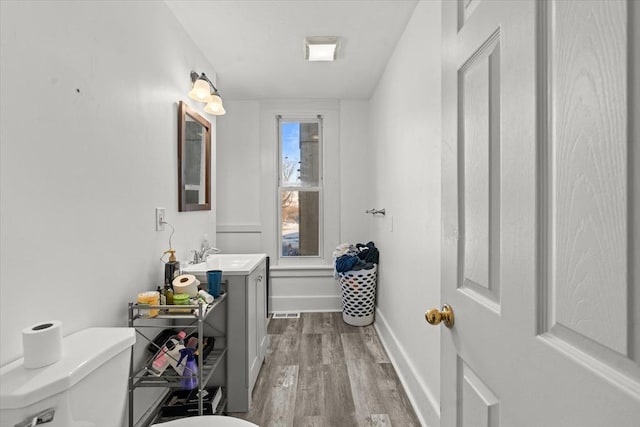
[193,246,221,264]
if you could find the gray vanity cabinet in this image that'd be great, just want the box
[226,258,268,412]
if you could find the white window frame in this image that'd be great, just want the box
[258,100,339,269]
[277,115,324,260]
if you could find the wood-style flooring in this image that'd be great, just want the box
[229,312,421,427]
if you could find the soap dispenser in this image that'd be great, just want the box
[164,249,180,285]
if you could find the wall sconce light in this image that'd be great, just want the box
[188,71,226,115]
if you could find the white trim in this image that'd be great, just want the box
[270,295,341,312]
[374,308,440,427]
[270,265,334,278]
[216,224,262,233]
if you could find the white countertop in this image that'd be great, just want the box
[182,253,267,277]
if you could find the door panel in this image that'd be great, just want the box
[459,29,501,312]
[458,358,500,427]
[540,0,631,358]
[441,1,640,426]
[461,0,482,27]
[537,0,640,398]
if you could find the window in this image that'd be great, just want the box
[278,116,322,258]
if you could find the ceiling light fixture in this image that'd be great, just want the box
[188,71,226,116]
[304,36,338,62]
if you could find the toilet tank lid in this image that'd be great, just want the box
[0,327,135,409]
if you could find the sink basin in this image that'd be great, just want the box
[182,253,266,277]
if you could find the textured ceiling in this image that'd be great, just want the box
[165,0,418,100]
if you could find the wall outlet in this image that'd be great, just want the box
[156,208,165,231]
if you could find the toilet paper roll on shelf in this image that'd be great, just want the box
[172,274,200,297]
[22,320,63,369]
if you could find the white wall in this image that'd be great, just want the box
[217,100,372,249]
[339,99,373,244]
[368,2,442,426]
[216,101,263,253]
[0,1,218,366]
[216,99,371,312]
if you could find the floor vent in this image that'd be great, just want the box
[272,312,301,319]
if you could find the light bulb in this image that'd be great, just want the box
[188,79,211,103]
[204,94,225,115]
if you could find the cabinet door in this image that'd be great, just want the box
[255,265,267,361]
[248,261,267,393]
[246,269,258,390]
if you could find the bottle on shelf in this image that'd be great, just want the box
[185,336,198,351]
[164,249,180,285]
[157,286,165,305]
[146,331,186,377]
[162,282,174,306]
[176,347,198,390]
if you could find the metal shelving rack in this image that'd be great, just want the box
[127,291,227,427]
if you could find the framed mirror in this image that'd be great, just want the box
[178,101,211,211]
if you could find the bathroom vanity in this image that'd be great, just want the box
[225,256,267,412]
[184,254,268,412]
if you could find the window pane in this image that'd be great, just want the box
[281,121,320,187]
[281,190,319,257]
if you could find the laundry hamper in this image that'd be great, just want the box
[338,264,378,326]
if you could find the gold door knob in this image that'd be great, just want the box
[425,304,454,328]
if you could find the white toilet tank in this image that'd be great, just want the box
[0,327,135,427]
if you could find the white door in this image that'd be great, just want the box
[438,0,640,426]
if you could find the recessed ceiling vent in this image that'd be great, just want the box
[304,36,339,62]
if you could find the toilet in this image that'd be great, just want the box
[0,327,257,427]
[1,327,135,427]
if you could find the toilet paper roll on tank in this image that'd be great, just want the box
[22,320,64,369]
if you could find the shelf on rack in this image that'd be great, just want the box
[131,291,227,321]
[128,288,228,427]
[133,390,228,427]
[152,389,228,424]
[132,348,226,388]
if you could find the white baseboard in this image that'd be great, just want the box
[374,309,440,427]
[270,295,342,312]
